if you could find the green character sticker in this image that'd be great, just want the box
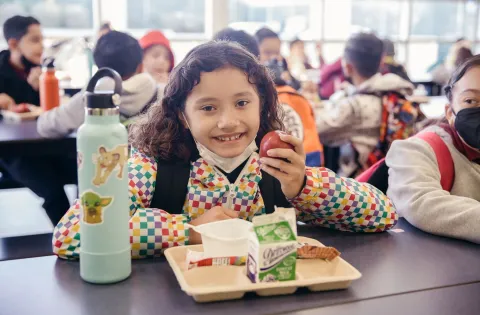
[81,191,113,224]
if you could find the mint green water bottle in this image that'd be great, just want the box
[77,68,131,283]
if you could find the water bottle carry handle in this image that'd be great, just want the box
[42,57,55,68]
[86,68,122,95]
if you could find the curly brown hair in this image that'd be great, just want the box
[130,40,285,162]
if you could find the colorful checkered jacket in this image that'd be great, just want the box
[52,151,398,259]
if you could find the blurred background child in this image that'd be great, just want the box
[254,27,301,91]
[139,30,174,87]
[315,32,414,177]
[0,15,43,109]
[37,31,158,138]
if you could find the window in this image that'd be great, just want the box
[3,0,478,84]
[464,0,478,40]
[322,43,344,64]
[227,0,480,79]
[228,0,322,40]
[0,0,94,29]
[410,1,464,39]
[324,0,407,40]
[127,0,205,34]
[407,42,440,79]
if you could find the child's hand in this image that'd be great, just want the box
[0,93,14,110]
[27,67,42,91]
[188,206,239,244]
[260,133,306,199]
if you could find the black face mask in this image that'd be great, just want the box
[454,107,480,149]
[264,58,287,86]
[21,55,40,74]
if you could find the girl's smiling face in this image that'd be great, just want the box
[183,66,261,158]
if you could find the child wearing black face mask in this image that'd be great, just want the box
[386,54,480,244]
[0,15,43,109]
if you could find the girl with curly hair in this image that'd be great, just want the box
[52,41,397,259]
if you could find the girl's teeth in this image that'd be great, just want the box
[218,134,241,141]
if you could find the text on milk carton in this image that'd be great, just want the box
[247,217,297,283]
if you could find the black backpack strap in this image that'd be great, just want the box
[150,161,190,214]
[151,161,291,215]
[365,161,390,194]
[259,171,291,214]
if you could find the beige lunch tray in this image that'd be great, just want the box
[1,105,43,122]
[164,236,362,303]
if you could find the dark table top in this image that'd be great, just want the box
[0,120,75,158]
[288,282,480,315]
[0,233,53,261]
[1,219,479,315]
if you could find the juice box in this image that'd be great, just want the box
[247,208,297,283]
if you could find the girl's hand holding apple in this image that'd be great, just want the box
[259,131,306,199]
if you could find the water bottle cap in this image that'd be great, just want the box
[85,68,122,109]
[42,57,55,70]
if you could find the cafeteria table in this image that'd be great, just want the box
[1,219,479,315]
[0,232,53,261]
[289,282,480,315]
[0,120,75,159]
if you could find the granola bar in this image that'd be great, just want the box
[297,245,341,261]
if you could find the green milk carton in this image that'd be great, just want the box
[247,208,297,283]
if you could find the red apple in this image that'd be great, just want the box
[11,103,31,113]
[259,131,294,159]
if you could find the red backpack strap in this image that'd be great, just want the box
[415,132,455,191]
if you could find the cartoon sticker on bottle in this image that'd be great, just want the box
[81,191,113,225]
[91,144,128,186]
[77,151,84,170]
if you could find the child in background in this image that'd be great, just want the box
[315,32,414,177]
[213,28,324,167]
[139,30,174,87]
[318,58,344,99]
[254,27,301,91]
[288,38,312,80]
[386,56,480,244]
[0,16,74,226]
[272,67,325,167]
[37,31,158,138]
[381,39,410,82]
[255,27,282,64]
[0,15,43,109]
[288,38,322,106]
[213,28,260,57]
[52,41,397,260]
[454,47,474,68]
[431,40,473,86]
[97,21,112,39]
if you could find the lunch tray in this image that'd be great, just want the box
[1,105,43,121]
[164,236,362,303]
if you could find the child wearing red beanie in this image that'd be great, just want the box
[139,30,174,85]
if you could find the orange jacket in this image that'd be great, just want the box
[277,85,324,167]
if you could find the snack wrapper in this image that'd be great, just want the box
[186,250,246,270]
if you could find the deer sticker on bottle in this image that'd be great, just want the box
[91,144,128,186]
